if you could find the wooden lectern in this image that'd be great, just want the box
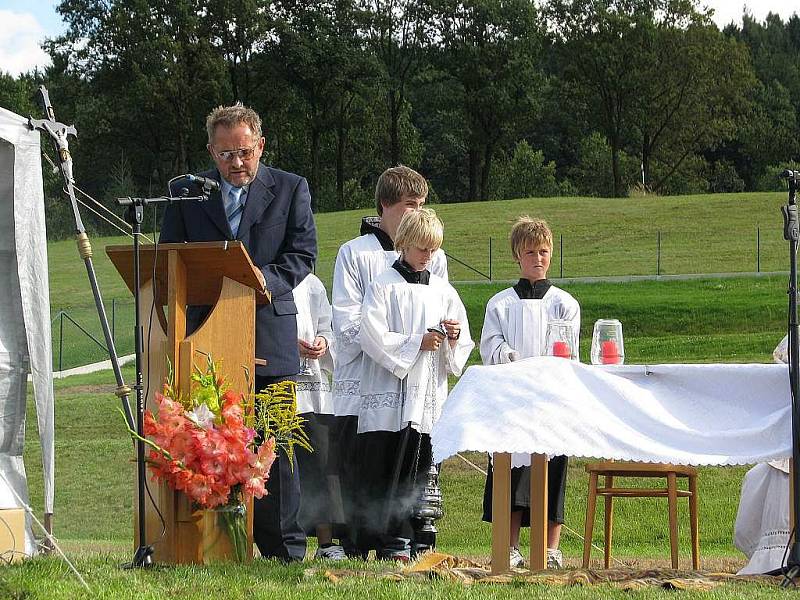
[107,241,270,564]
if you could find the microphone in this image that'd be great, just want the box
[186,173,220,191]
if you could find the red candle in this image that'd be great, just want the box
[601,340,620,364]
[552,341,571,358]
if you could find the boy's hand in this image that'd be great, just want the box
[299,337,328,359]
[421,331,445,351]
[442,319,461,340]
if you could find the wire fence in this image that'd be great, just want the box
[54,225,789,371]
[440,226,787,283]
[51,298,135,372]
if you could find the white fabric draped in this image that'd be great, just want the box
[432,358,790,466]
[0,106,55,555]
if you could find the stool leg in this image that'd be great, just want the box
[604,475,614,569]
[583,472,598,568]
[667,472,679,569]
[689,474,699,570]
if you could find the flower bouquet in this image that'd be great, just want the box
[126,355,309,561]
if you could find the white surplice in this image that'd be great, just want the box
[357,269,473,434]
[481,285,580,365]
[480,284,580,467]
[732,334,791,574]
[293,274,335,415]
[734,460,790,575]
[331,232,448,416]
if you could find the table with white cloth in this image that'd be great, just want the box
[431,357,792,572]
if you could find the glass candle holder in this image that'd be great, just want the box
[545,319,576,360]
[591,319,624,365]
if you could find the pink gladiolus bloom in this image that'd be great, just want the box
[244,476,267,498]
[187,474,212,505]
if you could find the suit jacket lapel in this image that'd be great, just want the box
[199,170,233,239]
[237,164,275,246]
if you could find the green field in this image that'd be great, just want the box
[8,193,791,597]
[13,277,790,598]
[49,191,790,369]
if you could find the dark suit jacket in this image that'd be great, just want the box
[160,163,317,377]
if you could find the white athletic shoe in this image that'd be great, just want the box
[509,546,525,568]
[547,548,564,569]
[315,545,347,561]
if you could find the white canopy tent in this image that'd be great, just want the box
[0,106,55,555]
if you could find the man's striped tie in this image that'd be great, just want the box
[226,186,244,237]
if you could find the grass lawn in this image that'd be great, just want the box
[8,271,791,598]
[48,191,789,368]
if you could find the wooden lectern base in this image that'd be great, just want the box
[137,484,255,564]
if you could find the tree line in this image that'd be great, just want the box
[1,0,799,239]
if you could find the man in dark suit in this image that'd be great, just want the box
[160,103,316,562]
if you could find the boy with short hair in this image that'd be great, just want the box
[331,166,448,556]
[355,208,473,561]
[480,216,580,569]
[292,273,346,560]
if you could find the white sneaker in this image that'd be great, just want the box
[547,548,564,569]
[509,546,524,568]
[315,545,347,561]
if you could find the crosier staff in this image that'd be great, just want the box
[28,86,136,434]
[28,85,144,563]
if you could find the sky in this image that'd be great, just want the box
[1,1,799,77]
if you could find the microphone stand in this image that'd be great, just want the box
[781,169,800,587]
[116,189,208,568]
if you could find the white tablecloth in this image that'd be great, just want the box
[432,358,791,466]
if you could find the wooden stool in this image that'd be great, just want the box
[582,461,699,569]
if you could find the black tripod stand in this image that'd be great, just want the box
[780,169,800,587]
[116,187,209,568]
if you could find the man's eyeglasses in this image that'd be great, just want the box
[213,141,259,162]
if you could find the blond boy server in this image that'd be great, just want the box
[355,208,473,561]
[480,216,580,569]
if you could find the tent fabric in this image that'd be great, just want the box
[0,106,55,556]
[432,357,791,467]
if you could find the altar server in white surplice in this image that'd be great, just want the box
[480,216,579,570]
[733,335,791,575]
[331,166,448,556]
[354,208,473,561]
[292,273,347,560]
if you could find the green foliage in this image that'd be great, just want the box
[706,159,746,194]
[490,141,561,199]
[424,0,546,201]
[756,161,800,192]
[252,380,312,464]
[1,1,798,228]
[569,133,639,197]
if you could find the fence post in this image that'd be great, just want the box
[58,312,64,373]
[757,226,761,273]
[488,237,493,281]
[657,230,662,276]
[560,234,563,279]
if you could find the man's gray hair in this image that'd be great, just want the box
[206,103,262,142]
